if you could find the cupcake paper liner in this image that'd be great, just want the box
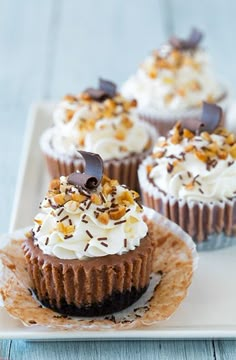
[138,91,229,136]
[139,159,236,249]
[0,207,197,330]
[40,121,158,190]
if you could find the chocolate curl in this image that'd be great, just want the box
[181,102,222,134]
[68,151,104,190]
[169,28,203,50]
[83,79,117,102]
[199,101,222,133]
[99,78,117,97]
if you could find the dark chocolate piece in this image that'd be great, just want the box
[83,87,108,102]
[181,102,222,134]
[99,78,117,97]
[68,151,104,190]
[83,78,117,102]
[169,28,203,51]
[200,101,222,133]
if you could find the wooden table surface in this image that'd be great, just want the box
[1,0,236,358]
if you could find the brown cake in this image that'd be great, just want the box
[22,151,153,316]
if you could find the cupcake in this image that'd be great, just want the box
[122,29,228,135]
[22,151,154,316]
[40,79,157,190]
[138,102,236,247]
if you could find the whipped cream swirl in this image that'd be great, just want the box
[44,94,151,160]
[122,45,224,113]
[147,127,236,202]
[32,176,148,260]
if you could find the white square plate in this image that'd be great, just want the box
[1,103,236,340]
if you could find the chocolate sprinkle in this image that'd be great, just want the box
[86,230,93,239]
[101,242,108,247]
[169,28,203,51]
[68,151,104,190]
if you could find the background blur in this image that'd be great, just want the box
[1,0,236,231]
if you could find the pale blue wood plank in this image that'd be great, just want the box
[214,340,236,360]
[0,0,54,105]
[9,340,215,360]
[169,0,236,96]
[0,340,11,359]
[49,0,166,98]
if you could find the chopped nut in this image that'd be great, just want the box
[71,193,87,203]
[194,149,208,162]
[164,93,174,104]
[185,182,194,190]
[108,206,126,220]
[225,133,235,145]
[110,179,119,187]
[163,77,174,84]
[115,129,126,141]
[153,150,166,159]
[148,67,158,78]
[217,149,228,160]
[97,212,109,225]
[49,179,60,191]
[230,144,236,158]
[183,129,194,139]
[91,193,103,205]
[177,88,186,97]
[201,132,212,142]
[121,115,133,129]
[117,190,134,205]
[34,219,42,225]
[146,164,153,174]
[170,130,181,145]
[101,175,111,185]
[102,182,113,196]
[54,194,65,205]
[63,94,78,102]
[66,109,74,122]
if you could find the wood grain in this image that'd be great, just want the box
[49,0,166,98]
[0,340,10,360]
[8,340,215,360]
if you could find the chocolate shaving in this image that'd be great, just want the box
[169,28,203,51]
[68,151,104,190]
[181,102,222,135]
[83,78,117,102]
[99,78,117,97]
[83,88,108,102]
[200,102,222,133]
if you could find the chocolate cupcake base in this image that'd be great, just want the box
[22,233,153,317]
[34,286,147,317]
[138,92,228,136]
[138,160,236,248]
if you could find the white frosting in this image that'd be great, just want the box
[48,99,150,160]
[33,177,148,260]
[148,133,236,202]
[122,46,224,113]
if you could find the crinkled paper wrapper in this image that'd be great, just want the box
[138,91,229,136]
[139,160,236,249]
[40,121,158,191]
[0,207,197,331]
